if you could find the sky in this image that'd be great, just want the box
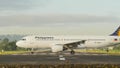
[0,0,120,35]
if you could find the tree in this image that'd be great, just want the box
[0,38,27,51]
[113,45,120,50]
[0,38,9,51]
[4,40,17,51]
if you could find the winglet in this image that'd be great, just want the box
[110,26,120,36]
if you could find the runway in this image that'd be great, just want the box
[0,54,120,64]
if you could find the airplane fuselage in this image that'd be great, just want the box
[16,35,120,49]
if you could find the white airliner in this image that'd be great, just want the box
[16,26,120,54]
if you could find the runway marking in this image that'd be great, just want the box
[59,55,66,61]
[0,55,120,64]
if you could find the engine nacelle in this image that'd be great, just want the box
[77,44,86,48]
[51,44,63,52]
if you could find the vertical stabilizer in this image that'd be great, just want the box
[110,26,120,36]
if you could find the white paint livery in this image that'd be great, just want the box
[16,26,120,54]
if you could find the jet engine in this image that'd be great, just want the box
[77,44,86,48]
[51,44,63,52]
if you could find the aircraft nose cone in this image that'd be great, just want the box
[16,41,22,47]
[16,41,19,47]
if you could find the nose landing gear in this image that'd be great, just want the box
[30,48,34,54]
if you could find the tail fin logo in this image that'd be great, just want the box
[118,29,120,36]
[110,26,120,36]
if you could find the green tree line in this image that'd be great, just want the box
[0,38,27,51]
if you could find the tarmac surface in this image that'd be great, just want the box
[0,53,120,64]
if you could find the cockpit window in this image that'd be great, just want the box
[21,38,26,41]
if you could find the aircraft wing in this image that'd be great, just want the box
[63,40,86,50]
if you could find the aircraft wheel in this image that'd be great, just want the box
[70,50,75,55]
[31,52,34,54]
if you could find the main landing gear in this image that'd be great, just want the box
[70,49,75,55]
[31,51,34,54]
